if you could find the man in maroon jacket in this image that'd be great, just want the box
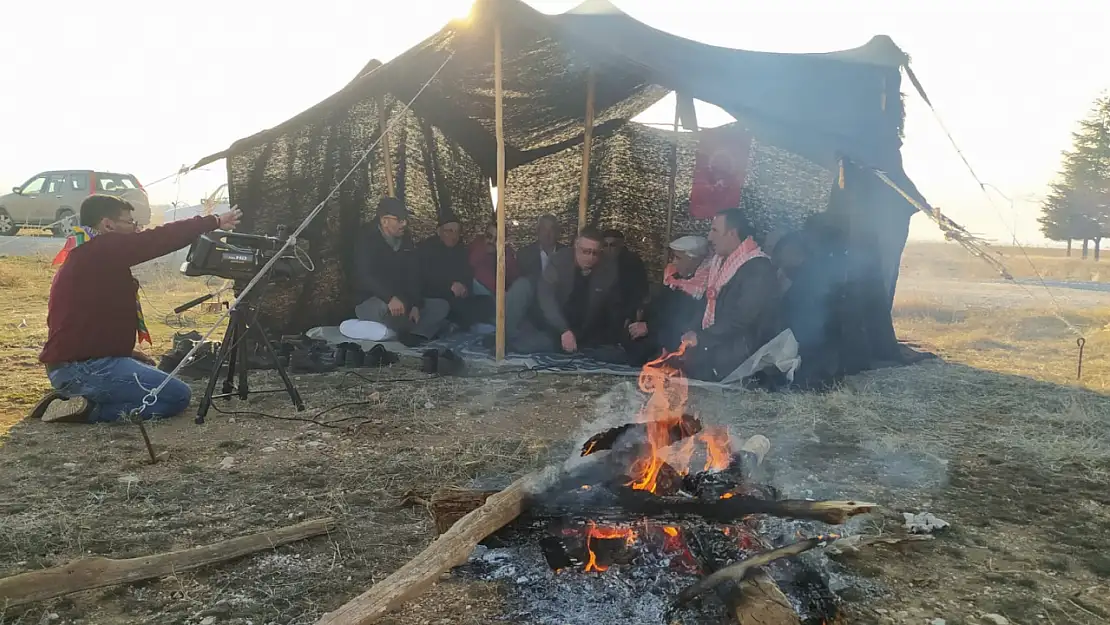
[30,194,241,423]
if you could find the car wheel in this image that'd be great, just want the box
[52,209,76,237]
[0,208,19,236]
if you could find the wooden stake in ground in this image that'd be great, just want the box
[493,18,507,361]
[0,517,336,608]
[577,69,596,232]
[316,472,539,625]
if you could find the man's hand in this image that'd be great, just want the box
[132,350,156,366]
[681,331,699,347]
[628,321,648,340]
[388,297,406,316]
[409,306,421,325]
[450,281,469,298]
[560,330,578,353]
[218,208,243,230]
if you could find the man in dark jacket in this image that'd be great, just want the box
[352,197,449,343]
[31,195,240,423]
[602,228,649,317]
[518,214,565,281]
[680,209,783,382]
[534,226,630,355]
[418,211,490,327]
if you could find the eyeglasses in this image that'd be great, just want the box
[383,215,407,224]
[115,217,137,226]
[576,246,603,257]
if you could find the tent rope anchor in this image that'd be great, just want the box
[1076,337,1086,381]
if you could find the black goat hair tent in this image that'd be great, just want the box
[193,0,927,340]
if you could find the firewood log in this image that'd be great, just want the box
[429,488,499,535]
[316,472,542,625]
[0,518,336,608]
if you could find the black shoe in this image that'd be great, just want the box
[364,344,397,367]
[421,349,439,374]
[289,346,337,374]
[439,349,465,377]
[397,332,425,348]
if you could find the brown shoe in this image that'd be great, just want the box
[40,395,92,423]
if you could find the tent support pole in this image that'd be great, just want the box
[494,18,507,361]
[664,96,680,246]
[577,70,596,232]
[379,95,395,196]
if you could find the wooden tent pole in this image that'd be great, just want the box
[577,70,596,232]
[494,17,507,361]
[664,95,680,246]
[379,94,395,196]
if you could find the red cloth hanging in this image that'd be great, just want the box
[689,126,753,219]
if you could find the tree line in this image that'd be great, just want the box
[1038,93,1110,260]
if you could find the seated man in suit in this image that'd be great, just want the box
[530,226,630,357]
[679,209,784,382]
[352,197,450,345]
[518,214,564,281]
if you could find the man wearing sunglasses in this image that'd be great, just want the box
[32,194,241,423]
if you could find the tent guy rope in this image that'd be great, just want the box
[128,52,457,434]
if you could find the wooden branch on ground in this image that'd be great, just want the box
[316,472,542,625]
[0,517,336,608]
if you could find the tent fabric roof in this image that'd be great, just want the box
[194,0,919,195]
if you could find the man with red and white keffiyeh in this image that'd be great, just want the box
[678,209,784,382]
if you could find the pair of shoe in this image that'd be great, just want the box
[421,348,465,376]
[159,331,220,378]
[283,335,338,374]
[335,343,398,368]
[28,392,93,424]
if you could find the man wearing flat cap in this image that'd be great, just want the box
[352,197,450,344]
[418,209,492,328]
[623,235,712,364]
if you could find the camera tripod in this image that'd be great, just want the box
[195,296,305,424]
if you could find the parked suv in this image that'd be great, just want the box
[0,170,151,236]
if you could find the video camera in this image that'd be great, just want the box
[182,225,310,282]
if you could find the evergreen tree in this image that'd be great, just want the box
[1039,94,1110,257]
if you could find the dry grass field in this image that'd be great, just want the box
[0,242,1107,625]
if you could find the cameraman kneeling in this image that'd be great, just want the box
[31,195,241,423]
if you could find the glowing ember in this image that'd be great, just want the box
[719,492,735,499]
[583,523,637,573]
[662,526,679,537]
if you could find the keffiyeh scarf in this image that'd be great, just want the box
[701,237,767,330]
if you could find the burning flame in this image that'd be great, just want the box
[625,340,736,493]
[583,522,637,573]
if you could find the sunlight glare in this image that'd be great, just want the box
[448,0,475,20]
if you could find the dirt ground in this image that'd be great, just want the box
[1,245,1109,625]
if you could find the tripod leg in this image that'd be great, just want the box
[197,320,238,424]
[223,311,239,396]
[251,320,305,412]
[237,320,250,400]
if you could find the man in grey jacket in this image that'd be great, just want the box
[534,226,630,354]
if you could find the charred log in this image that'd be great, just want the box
[580,414,703,456]
[677,537,828,605]
[526,493,875,526]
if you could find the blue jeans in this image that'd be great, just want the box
[47,357,192,422]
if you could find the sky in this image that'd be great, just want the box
[2,0,1108,245]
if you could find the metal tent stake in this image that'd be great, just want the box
[1076,337,1086,381]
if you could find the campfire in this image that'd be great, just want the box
[430,343,877,624]
[317,342,923,625]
